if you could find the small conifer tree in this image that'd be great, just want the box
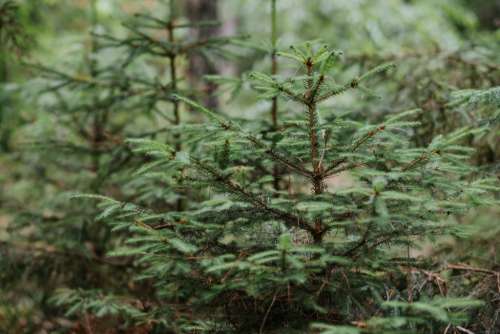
[79,42,497,333]
[1,0,238,328]
[1,1,498,333]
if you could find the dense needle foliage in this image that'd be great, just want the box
[0,1,499,333]
[72,42,494,333]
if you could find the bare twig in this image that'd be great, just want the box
[259,291,278,334]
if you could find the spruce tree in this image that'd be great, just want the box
[1,0,238,330]
[1,1,142,328]
[78,42,497,333]
[1,1,498,333]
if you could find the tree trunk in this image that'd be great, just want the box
[185,0,219,109]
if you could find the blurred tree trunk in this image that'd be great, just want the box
[465,0,500,30]
[185,0,219,109]
[0,48,8,152]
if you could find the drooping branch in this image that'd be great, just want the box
[191,157,314,234]
[174,94,313,178]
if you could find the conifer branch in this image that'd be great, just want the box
[351,124,386,152]
[323,157,348,175]
[191,157,314,233]
[316,81,353,102]
[401,150,437,172]
[122,23,175,57]
[308,74,325,103]
[127,138,313,233]
[174,94,312,177]
[275,82,307,103]
[323,162,366,177]
[316,63,395,103]
[246,135,313,178]
[322,124,386,175]
[179,35,246,54]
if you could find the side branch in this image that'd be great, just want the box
[401,150,437,172]
[192,158,314,234]
[245,134,313,178]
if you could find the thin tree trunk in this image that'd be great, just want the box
[185,0,220,109]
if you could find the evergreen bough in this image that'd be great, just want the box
[78,42,498,333]
[1,0,239,328]
[1,1,498,333]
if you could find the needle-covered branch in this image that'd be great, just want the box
[127,138,314,234]
[174,94,313,178]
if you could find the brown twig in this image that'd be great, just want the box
[259,291,278,334]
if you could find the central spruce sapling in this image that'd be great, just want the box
[83,42,496,333]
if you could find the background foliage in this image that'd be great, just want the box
[0,0,498,333]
